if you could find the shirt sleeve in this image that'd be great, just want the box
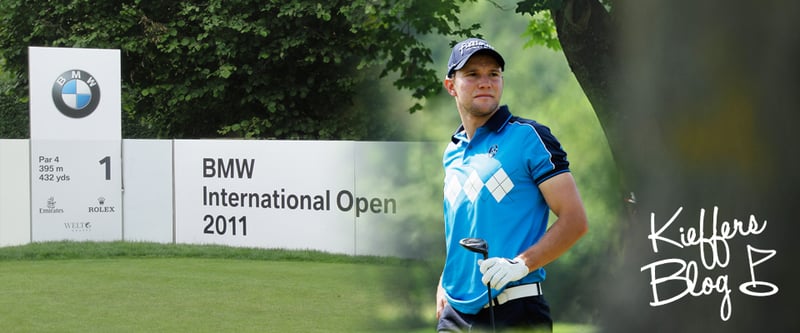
[528,122,570,185]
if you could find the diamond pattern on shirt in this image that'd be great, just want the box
[463,171,484,202]
[444,174,462,206]
[485,168,514,202]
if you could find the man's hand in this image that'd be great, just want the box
[436,282,447,320]
[478,257,529,290]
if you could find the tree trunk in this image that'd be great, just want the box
[551,0,616,150]
[550,0,636,211]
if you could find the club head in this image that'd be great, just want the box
[459,237,489,259]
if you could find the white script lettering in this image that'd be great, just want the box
[642,206,777,321]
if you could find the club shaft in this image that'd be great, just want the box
[483,254,495,332]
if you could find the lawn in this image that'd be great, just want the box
[0,258,397,332]
[0,242,596,332]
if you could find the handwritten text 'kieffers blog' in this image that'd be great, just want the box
[640,206,778,321]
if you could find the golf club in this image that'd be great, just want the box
[459,237,496,332]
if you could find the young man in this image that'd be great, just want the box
[436,38,589,332]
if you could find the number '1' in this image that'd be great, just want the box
[99,156,111,180]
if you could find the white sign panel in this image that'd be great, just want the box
[29,47,121,140]
[174,140,359,254]
[174,140,441,257]
[0,139,31,246]
[29,140,122,240]
[122,140,174,243]
[28,47,122,241]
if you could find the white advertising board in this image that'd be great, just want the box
[173,140,441,257]
[122,140,174,243]
[28,47,122,241]
[28,47,121,140]
[174,140,358,254]
[0,139,31,246]
[29,140,122,240]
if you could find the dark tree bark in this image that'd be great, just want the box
[549,0,637,212]
[551,0,617,154]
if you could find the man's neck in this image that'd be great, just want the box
[458,109,497,140]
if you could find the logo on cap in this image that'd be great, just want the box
[458,39,495,56]
[447,38,505,77]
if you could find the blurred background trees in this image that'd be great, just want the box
[0,0,476,139]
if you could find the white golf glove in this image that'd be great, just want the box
[478,257,529,290]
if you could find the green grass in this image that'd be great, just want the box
[0,241,404,264]
[0,241,596,332]
[1,258,395,332]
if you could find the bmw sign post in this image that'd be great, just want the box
[28,47,122,241]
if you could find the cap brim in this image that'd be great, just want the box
[448,49,505,76]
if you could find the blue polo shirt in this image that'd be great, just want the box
[441,105,570,314]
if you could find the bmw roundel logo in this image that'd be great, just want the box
[51,69,101,118]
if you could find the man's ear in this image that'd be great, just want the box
[443,77,456,96]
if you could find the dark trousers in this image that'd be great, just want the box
[437,296,553,332]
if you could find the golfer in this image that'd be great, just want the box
[436,38,589,332]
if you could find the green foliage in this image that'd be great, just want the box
[514,0,563,51]
[0,0,477,139]
[522,10,562,51]
[516,0,615,66]
[0,98,27,138]
[0,61,28,138]
[516,0,564,13]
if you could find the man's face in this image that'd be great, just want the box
[445,53,504,118]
